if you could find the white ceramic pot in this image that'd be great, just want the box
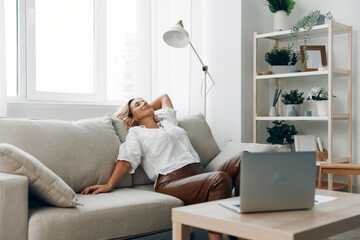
[274,10,289,31]
[272,65,296,74]
[284,104,300,116]
[316,100,328,116]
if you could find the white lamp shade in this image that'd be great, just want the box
[163,25,189,48]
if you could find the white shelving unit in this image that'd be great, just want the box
[253,21,352,191]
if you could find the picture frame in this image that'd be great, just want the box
[300,45,327,71]
[294,135,317,152]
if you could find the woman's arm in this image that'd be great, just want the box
[150,94,174,111]
[81,160,132,195]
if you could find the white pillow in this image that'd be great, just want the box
[0,144,79,207]
[205,141,288,172]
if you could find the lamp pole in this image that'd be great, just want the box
[189,41,209,118]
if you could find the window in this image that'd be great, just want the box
[8,0,137,103]
[106,0,136,101]
[4,0,17,97]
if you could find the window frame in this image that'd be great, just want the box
[24,0,107,103]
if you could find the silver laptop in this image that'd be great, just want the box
[220,151,316,213]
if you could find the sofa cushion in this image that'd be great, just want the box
[0,117,132,192]
[205,141,288,172]
[0,144,78,207]
[28,188,183,240]
[178,113,220,168]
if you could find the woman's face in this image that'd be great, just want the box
[130,98,154,121]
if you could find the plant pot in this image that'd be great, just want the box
[316,100,328,116]
[315,15,325,25]
[272,65,296,74]
[274,10,289,31]
[284,104,300,116]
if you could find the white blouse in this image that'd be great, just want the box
[116,107,200,181]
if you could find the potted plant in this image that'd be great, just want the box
[265,46,300,74]
[307,87,333,116]
[289,11,334,68]
[281,89,304,116]
[266,120,297,145]
[263,0,296,31]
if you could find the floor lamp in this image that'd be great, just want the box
[163,20,215,119]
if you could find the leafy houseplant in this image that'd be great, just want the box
[266,121,297,145]
[307,87,334,116]
[263,0,296,15]
[281,89,304,116]
[281,89,304,104]
[263,0,296,31]
[306,87,329,101]
[289,10,334,68]
[265,46,300,66]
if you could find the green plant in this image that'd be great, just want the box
[265,46,300,66]
[289,11,334,67]
[263,0,296,15]
[307,87,333,101]
[266,121,297,144]
[281,89,304,104]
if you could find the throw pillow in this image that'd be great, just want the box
[0,144,79,207]
[205,141,286,172]
[178,113,220,168]
[109,114,129,143]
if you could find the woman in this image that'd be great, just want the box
[82,94,241,240]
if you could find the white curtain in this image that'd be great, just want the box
[136,0,204,118]
[0,0,7,117]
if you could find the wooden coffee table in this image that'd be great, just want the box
[172,189,360,240]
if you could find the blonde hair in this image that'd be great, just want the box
[116,98,159,129]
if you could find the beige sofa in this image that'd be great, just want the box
[0,113,287,240]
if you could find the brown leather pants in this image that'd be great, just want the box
[155,152,242,205]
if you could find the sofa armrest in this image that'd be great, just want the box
[0,173,28,240]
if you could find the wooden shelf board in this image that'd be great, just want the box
[256,22,350,41]
[256,71,328,80]
[256,114,350,121]
[316,181,348,191]
[256,69,349,80]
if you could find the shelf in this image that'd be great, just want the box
[256,22,350,41]
[256,68,349,80]
[256,114,350,121]
[316,181,348,191]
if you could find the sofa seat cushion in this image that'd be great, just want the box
[0,117,132,192]
[28,188,183,240]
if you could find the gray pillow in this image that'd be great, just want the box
[110,116,129,143]
[178,113,220,168]
[0,144,79,207]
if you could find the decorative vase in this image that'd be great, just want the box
[284,104,300,116]
[316,100,328,116]
[272,65,296,74]
[269,106,280,117]
[274,10,289,31]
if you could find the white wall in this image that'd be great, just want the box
[241,0,360,191]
